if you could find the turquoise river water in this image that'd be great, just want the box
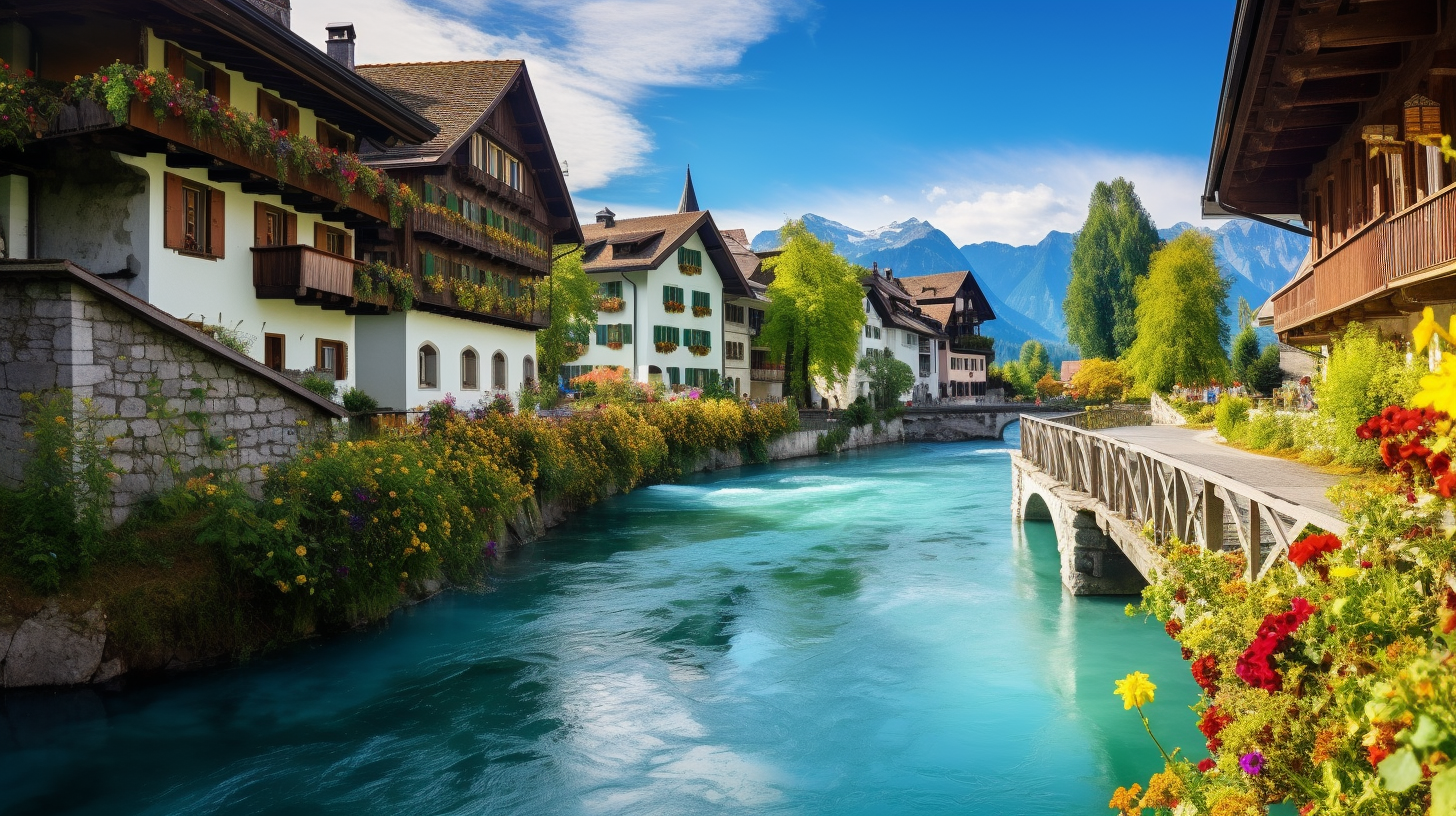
[0,428,1205,815]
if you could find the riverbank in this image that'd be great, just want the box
[0,414,903,689]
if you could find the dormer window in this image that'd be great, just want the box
[316,121,353,154]
[478,137,524,191]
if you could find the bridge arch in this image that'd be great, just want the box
[1022,491,1053,521]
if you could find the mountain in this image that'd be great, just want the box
[753,214,1074,366]
[960,231,1075,339]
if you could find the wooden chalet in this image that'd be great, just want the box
[1206,0,1456,343]
[355,60,581,330]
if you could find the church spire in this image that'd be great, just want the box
[677,165,700,213]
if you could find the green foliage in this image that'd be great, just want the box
[1242,411,1297,451]
[1315,323,1420,467]
[1068,358,1129,403]
[1237,295,1256,331]
[1034,372,1063,398]
[1123,231,1232,392]
[817,425,851,454]
[1247,343,1285,395]
[298,371,338,401]
[1064,177,1161,358]
[1000,340,1052,397]
[341,387,379,414]
[2,391,120,592]
[1214,396,1251,440]
[1231,325,1260,384]
[205,321,254,356]
[760,219,867,404]
[536,247,597,392]
[841,396,875,428]
[856,353,915,409]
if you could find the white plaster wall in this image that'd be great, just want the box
[401,310,538,410]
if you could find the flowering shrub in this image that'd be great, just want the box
[353,262,417,311]
[416,202,548,260]
[678,263,702,276]
[0,63,60,149]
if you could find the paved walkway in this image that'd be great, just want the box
[1099,425,1343,519]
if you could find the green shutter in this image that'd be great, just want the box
[423,253,435,277]
[703,330,711,349]
[621,324,633,344]
[667,367,680,385]
[595,325,608,345]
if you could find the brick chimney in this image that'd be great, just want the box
[885,268,894,280]
[325,23,356,70]
[245,0,291,28]
[596,207,616,228]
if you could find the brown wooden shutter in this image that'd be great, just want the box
[338,342,349,380]
[314,337,324,370]
[286,103,300,136]
[256,89,270,123]
[208,187,226,258]
[164,42,185,79]
[163,172,184,249]
[343,234,353,259]
[316,121,327,145]
[286,213,297,244]
[213,67,229,107]
[254,201,267,246]
[313,222,327,250]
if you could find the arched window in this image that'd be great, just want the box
[522,355,536,386]
[418,344,439,388]
[461,348,479,390]
[491,351,507,390]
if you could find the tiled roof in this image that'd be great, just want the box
[356,61,522,163]
[919,302,954,326]
[581,211,752,296]
[898,271,970,301]
[721,229,750,245]
[1060,360,1083,382]
[721,230,763,280]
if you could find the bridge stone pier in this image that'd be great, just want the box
[1012,453,1150,595]
[901,404,1070,441]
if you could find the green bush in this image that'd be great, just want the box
[341,387,379,414]
[842,396,874,428]
[1242,411,1296,451]
[1314,323,1420,467]
[299,370,339,402]
[1214,396,1251,440]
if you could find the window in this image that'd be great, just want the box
[523,356,536,386]
[254,203,293,247]
[653,325,681,345]
[492,352,507,390]
[470,134,485,170]
[691,291,710,309]
[748,308,764,333]
[165,43,227,103]
[663,284,684,306]
[904,331,915,346]
[666,367,681,386]
[600,280,623,299]
[864,325,872,339]
[419,344,439,389]
[506,155,522,191]
[461,349,479,390]
[725,303,745,324]
[685,329,712,348]
[316,224,351,257]
[725,341,744,361]
[605,324,634,344]
[316,338,347,381]
[256,90,297,132]
[488,142,504,178]
[677,247,702,269]
[872,326,881,339]
[264,333,285,371]
[316,121,353,154]
[164,173,224,258]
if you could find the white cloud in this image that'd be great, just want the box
[291,0,798,190]
[925,186,947,203]
[878,194,895,205]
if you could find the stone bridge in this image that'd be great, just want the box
[901,403,1070,441]
[1011,412,1347,596]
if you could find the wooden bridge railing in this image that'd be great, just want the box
[1019,414,1347,582]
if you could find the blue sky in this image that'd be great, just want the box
[295,0,1235,245]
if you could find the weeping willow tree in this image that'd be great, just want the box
[760,219,867,405]
[1123,231,1231,391]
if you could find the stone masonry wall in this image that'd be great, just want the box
[0,277,337,521]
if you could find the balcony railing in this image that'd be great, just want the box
[45,99,391,223]
[456,163,534,211]
[253,244,360,305]
[1274,184,1456,334]
[416,275,547,328]
[412,209,551,274]
[751,367,785,382]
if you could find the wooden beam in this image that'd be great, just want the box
[1303,0,1440,49]
[1279,44,1402,82]
[1272,103,1361,130]
[1293,74,1384,105]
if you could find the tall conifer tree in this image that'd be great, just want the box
[1064,178,1161,358]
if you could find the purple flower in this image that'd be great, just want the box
[335,565,351,577]
[353,488,373,504]
[347,514,365,531]
[485,540,498,557]
[1239,751,1264,775]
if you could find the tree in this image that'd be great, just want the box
[1231,325,1260,385]
[1068,358,1129,403]
[1064,178,1162,358]
[760,219,867,404]
[1034,373,1063,399]
[1237,296,1256,331]
[1002,340,1051,396]
[1122,231,1232,392]
[536,247,597,395]
[857,353,915,409]
[1246,344,1284,395]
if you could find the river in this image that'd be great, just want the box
[0,428,1203,815]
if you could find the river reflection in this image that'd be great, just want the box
[0,429,1202,815]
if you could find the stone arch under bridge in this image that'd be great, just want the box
[901,406,1066,442]
[1011,456,1148,596]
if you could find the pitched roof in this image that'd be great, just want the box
[581,211,752,297]
[896,270,996,322]
[1060,360,1083,382]
[721,229,765,295]
[356,61,521,163]
[864,272,945,337]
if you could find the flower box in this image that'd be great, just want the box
[678,264,702,276]
[688,344,710,357]
[655,341,679,353]
[606,341,623,350]
[664,301,685,314]
[692,306,712,318]
[596,296,625,313]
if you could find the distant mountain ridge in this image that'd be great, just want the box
[756,213,1310,354]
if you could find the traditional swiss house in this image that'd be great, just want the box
[821,266,946,408]
[0,0,438,394]
[574,176,752,389]
[1208,0,1456,345]
[354,59,579,409]
[898,271,997,399]
[720,228,779,400]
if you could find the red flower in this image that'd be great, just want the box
[1288,533,1341,569]
[1197,758,1217,773]
[1199,705,1232,750]
[1191,654,1221,694]
[1165,618,1183,638]
[1235,598,1317,692]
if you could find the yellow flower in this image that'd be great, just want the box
[54,415,67,425]
[331,491,343,502]
[1108,783,1142,816]
[1140,770,1182,809]
[273,497,284,505]
[295,574,308,584]
[1330,565,1360,579]
[299,470,308,478]
[389,491,397,498]
[420,542,431,553]
[400,572,408,579]
[418,522,427,532]
[265,551,273,558]
[1114,672,1156,710]
[276,580,290,593]
[1415,356,1456,415]
[295,545,307,557]
[392,508,401,518]
[400,466,409,474]
[273,519,288,531]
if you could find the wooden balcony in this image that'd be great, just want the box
[43,99,391,224]
[415,277,548,329]
[751,366,785,382]
[253,244,365,310]
[411,208,551,274]
[455,163,534,212]
[1273,184,1456,337]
